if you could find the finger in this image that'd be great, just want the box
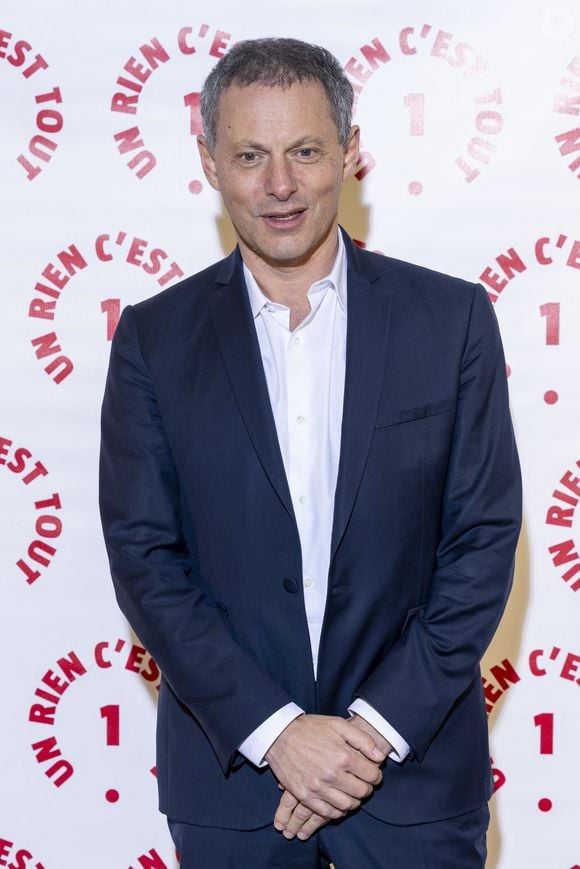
[296,786,360,819]
[342,749,384,786]
[296,813,328,841]
[291,792,348,822]
[340,721,386,763]
[316,784,363,814]
[350,715,393,757]
[291,768,372,815]
[326,745,383,789]
[333,771,377,802]
[274,789,299,831]
[281,801,315,839]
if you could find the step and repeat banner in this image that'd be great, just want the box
[1,0,579,866]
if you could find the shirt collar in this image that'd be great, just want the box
[243,228,347,319]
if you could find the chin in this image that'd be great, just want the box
[265,245,312,267]
[252,236,306,263]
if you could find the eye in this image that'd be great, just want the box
[238,152,258,163]
[297,148,316,159]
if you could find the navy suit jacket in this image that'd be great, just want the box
[99,229,521,829]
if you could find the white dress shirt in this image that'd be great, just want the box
[237,230,410,767]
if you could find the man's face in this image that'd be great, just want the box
[198,80,359,269]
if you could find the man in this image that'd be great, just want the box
[99,37,521,868]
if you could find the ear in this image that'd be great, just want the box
[197,135,220,191]
[342,125,360,181]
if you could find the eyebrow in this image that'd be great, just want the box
[231,136,327,151]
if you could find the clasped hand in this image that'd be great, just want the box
[264,713,391,842]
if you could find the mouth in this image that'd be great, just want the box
[260,208,307,228]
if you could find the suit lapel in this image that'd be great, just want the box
[208,251,297,525]
[207,235,394,555]
[330,238,394,561]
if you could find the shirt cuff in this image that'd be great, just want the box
[348,698,411,763]
[238,702,304,768]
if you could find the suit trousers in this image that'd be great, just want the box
[167,804,489,868]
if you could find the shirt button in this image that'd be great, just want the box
[299,495,308,506]
[292,336,301,346]
[304,577,313,588]
[297,415,305,426]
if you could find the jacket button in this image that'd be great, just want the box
[282,577,298,593]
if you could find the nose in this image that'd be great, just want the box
[264,155,298,200]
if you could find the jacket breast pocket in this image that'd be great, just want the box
[374,397,455,430]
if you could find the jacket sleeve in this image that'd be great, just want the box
[99,305,294,773]
[353,284,522,761]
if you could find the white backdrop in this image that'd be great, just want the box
[1,1,579,866]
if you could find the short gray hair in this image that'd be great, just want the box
[200,37,354,150]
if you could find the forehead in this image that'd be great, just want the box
[214,80,339,144]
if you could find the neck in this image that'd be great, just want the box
[240,226,339,308]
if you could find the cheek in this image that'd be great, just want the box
[221,189,253,219]
[309,182,341,214]
[234,180,265,212]
[311,170,343,199]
